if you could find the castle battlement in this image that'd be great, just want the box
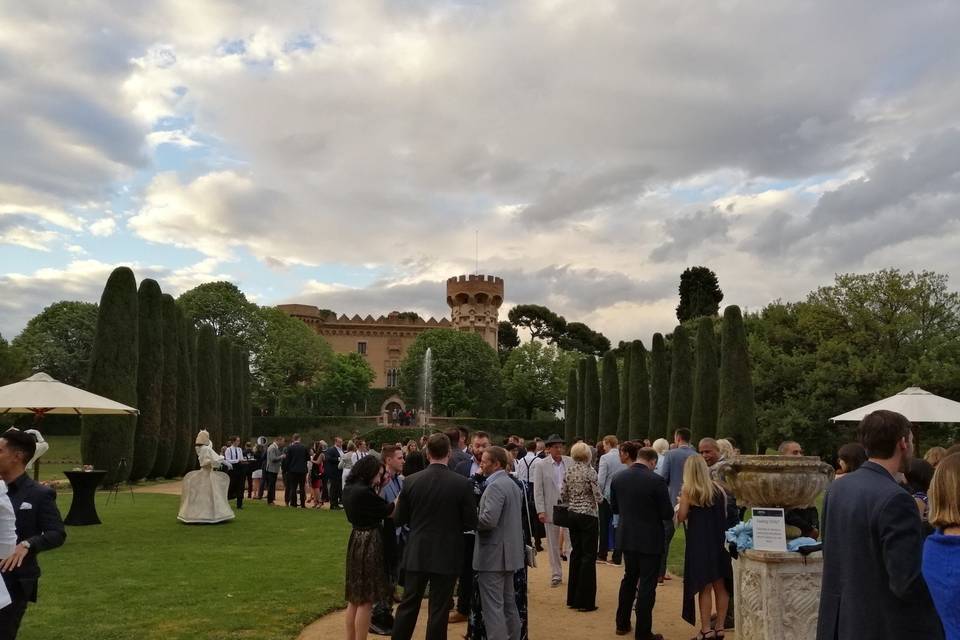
[277,304,451,327]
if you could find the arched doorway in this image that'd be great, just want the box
[380,395,406,425]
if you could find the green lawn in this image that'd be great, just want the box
[20,493,350,640]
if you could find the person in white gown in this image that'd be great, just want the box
[178,430,235,524]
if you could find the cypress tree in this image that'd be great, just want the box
[583,356,601,443]
[691,316,719,440]
[82,267,138,485]
[232,348,245,443]
[718,305,757,453]
[599,350,619,440]
[575,358,587,439]
[151,294,178,478]
[241,351,252,443]
[219,336,235,445]
[129,279,164,481]
[196,325,221,447]
[628,340,649,440]
[667,325,693,433]
[565,368,579,443]
[617,347,631,442]
[189,323,201,470]
[170,311,194,477]
[649,333,670,441]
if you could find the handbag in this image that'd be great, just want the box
[552,503,572,528]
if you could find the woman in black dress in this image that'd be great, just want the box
[677,454,733,640]
[342,455,394,640]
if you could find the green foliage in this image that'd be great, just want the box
[399,329,502,417]
[252,415,378,438]
[691,316,719,440]
[196,324,221,447]
[582,356,601,443]
[565,368,578,443]
[130,279,164,482]
[317,352,376,415]
[0,333,28,386]
[232,348,246,443]
[82,267,138,485]
[170,314,194,478]
[497,320,520,355]
[667,325,693,433]
[12,301,99,388]
[240,351,252,442]
[508,304,566,341]
[219,337,235,443]
[151,294,178,478]
[628,340,649,440]
[599,350,620,438]
[718,305,757,453]
[649,333,669,441]
[676,266,724,322]
[576,358,587,438]
[617,347,631,442]
[501,341,575,419]
[555,321,611,356]
[176,281,264,354]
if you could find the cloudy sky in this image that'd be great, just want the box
[2,1,959,344]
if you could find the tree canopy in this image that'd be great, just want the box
[177,281,264,354]
[497,320,520,354]
[676,266,724,322]
[501,340,575,419]
[317,352,376,415]
[507,304,610,355]
[12,301,98,387]
[0,333,27,386]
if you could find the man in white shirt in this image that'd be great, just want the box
[597,435,626,564]
[223,436,246,509]
[515,441,538,484]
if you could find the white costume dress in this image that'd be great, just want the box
[177,445,235,524]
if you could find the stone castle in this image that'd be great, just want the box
[278,274,504,389]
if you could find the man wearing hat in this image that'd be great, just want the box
[531,434,574,587]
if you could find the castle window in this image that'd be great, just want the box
[357,341,367,355]
[386,368,400,387]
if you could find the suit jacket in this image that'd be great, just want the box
[448,448,472,471]
[657,444,696,507]
[531,455,573,524]
[598,449,626,500]
[265,443,283,473]
[454,457,480,479]
[473,471,524,572]
[284,442,309,474]
[816,462,943,640]
[610,463,672,554]
[4,474,66,601]
[394,463,478,575]
[323,446,343,478]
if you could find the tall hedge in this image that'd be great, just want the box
[196,324,221,447]
[565,368,578,443]
[240,351,252,443]
[718,305,757,453]
[169,312,193,477]
[575,358,587,439]
[218,336,234,445]
[82,267,138,485]
[649,333,669,441]
[151,294,178,478]
[617,347,631,442]
[129,279,164,481]
[667,325,693,433]
[691,316,719,440]
[599,350,619,439]
[232,348,246,443]
[583,356,601,443]
[188,323,200,470]
[628,340,648,440]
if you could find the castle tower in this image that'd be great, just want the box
[446,274,504,350]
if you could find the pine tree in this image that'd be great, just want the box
[576,358,587,439]
[219,337,234,444]
[667,325,693,433]
[599,350,619,440]
[617,347,631,442]
[628,340,649,440]
[82,267,138,485]
[129,279,164,481]
[583,356,601,443]
[649,333,670,441]
[718,305,757,453]
[565,368,578,443]
[196,324,221,447]
[151,294,178,478]
[169,311,194,477]
[691,316,719,440]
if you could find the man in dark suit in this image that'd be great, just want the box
[450,430,489,624]
[283,433,309,508]
[0,428,66,638]
[392,433,477,640]
[816,410,943,640]
[324,437,344,509]
[446,429,471,471]
[610,442,673,640]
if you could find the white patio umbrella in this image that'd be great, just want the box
[0,372,138,418]
[830,387,960,423]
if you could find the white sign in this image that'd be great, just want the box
[752,507,787,552]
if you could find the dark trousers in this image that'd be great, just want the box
[660,520,675,577]
[245,468,253,498]
[617,551,661,638]
[227,466,245,508]
[456,533,475,615]
[392,571,457,640]
[598,500,613,559]
[264,470,278,504]
[0,584,28,640]
[567,512,598,610]
[327,474,342,508]
[286,472,307,507]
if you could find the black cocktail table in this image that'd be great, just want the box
[64,470,107,526]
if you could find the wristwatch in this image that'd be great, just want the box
[19,541,30,550]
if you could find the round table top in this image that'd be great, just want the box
[64,469,107,478]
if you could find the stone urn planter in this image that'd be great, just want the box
[714,455,835,509]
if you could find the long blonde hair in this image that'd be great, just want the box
[928,453,960,529]
[683,454,719,507]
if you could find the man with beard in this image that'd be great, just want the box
[816,410,943,640]
[449,431,490,624]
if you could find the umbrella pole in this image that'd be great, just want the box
[31,410,45,482]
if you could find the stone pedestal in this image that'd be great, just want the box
[733,549,823,640]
